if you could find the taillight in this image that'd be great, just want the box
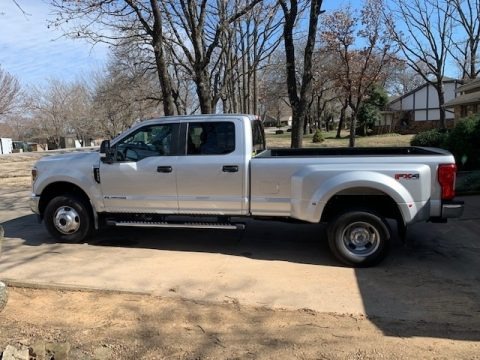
[438,164,456,200]
[32,168,38,183]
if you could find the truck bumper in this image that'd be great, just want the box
[441,200,464,218]
[30,194,41,215]
[430,200,464,223]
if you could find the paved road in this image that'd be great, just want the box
[1,192,479,340]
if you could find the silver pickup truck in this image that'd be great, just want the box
[30,114,464,266]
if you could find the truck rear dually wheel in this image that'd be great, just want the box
[44,195,93,243]
[327,211,390,267]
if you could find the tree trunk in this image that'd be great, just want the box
[436,81,446,129]
[252,68,258,114]
[152,54,175,115]
[196,68,213,114]
[291,104,306,147]
[336,100,348,138]
[150,0,176,116]
[349,109,357,147]
[280,0,323,148]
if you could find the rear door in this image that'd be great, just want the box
[175,120,247,215]
[100,122,181,213]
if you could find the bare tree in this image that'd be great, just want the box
[384,60,427,96]
[387,0,453,129]
[161,0,265,113]
[92,70,161,138]
[448,0,480,79]
[49,0,177,115]
[310,50,341,133]
[230,1,283,114]
[30,79,72,148]
[258,52,291,124]
[279,0,324,148]
[322,0,395,147]
[0,67,21,117]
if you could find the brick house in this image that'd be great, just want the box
[378,78,461,133]
[444,78,480,121]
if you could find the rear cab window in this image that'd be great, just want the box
[251,119,266,155]
[186,121,235,155]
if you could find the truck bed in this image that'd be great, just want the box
[255,147,448,158]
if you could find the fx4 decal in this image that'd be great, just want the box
[395,173,420,180]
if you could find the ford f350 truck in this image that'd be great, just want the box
[30,114,464,266]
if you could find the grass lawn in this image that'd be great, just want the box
[265,130,414,148]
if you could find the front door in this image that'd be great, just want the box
[100,123,180,213]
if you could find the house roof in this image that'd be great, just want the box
[456,78,480,93]
[388,78,460,106]
[444,91,480,107]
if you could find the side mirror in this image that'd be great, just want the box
[99,140,113,163]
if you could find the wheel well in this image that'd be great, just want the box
[320,190,403,225]
[38,182,93,219]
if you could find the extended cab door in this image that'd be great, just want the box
[100,122,181,213]
[175,120,248,215]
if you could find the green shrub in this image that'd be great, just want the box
[410,129,448,147]
[444,115,480,170]
[312,129,325,143]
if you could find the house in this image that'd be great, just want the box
[379,78,461,133]
[444,78,480,121]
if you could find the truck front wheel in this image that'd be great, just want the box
[44,195,93,243]
[327,211,390,267]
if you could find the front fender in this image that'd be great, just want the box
[34,170,102,212]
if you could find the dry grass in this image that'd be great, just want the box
[265,130,414,148]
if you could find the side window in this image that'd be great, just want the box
[115,124,176,162]
[252,120,266,153]
[187,121,235,155]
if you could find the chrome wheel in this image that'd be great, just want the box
[341,221,381,257]
[53,206,81,234]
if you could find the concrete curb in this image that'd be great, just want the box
[0,225,8,311]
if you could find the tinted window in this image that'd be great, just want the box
[252,120,266,153]
[115,124,177,161]
[187,122,235,155]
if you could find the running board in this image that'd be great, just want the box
[107,220,245,230]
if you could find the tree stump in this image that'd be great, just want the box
[0,225,8,311]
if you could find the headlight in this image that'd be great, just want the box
[32,168,38,183]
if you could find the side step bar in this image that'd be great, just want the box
[107,220,245,230]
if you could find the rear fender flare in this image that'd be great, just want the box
[292,171,416,223]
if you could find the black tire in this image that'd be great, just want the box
[44,195,93,243]
[327,211,390,267]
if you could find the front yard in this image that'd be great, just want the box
[265,130,414,148]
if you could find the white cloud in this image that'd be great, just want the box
[0,0,109,86]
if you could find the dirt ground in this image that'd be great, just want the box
[1,152,479,359]
[1,286,479,360]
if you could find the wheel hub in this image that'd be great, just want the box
[342,221,380,256]
[350,227,371,246]
[54,206,80,234]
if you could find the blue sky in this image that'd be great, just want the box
[0,0,109,87]
[0,0,457,88]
